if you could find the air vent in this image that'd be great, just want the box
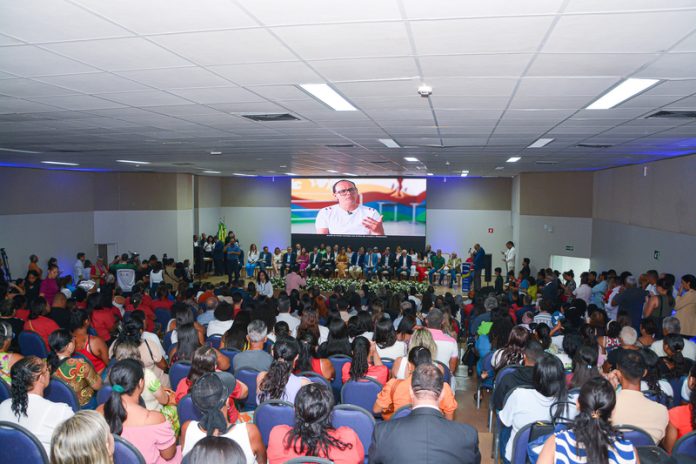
[242,113,299,122]
[326,144,355,148]
[536,160,558,165]
[577,143,613,148]
[647,110,696,119]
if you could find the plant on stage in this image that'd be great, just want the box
[270,276,430,294]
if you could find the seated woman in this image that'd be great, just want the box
[500,353,568,464]
[374,346,457,420]
[295,331,335,381]
[24,297,60,349]
[180,372,265,462]
[658,333,694,379]
[112,317,170,388]
[86,291,120,343]
[48,328,102,409]
[0,321,22,384]
[395,315,416,345]
[640,348,673,402]
[341,336,388,386]
[492,324,529,372]
[374,318,407,360]
[257,338,311,404]
[51,410,114,464]
[169,323,230,372]
[206,302,235,338]
[152,285,174,311]
[318,318,352,358]
[70,309,109,374]
[267,383,364,464]
[665,364,696,453]
[167,302,206,346]
[538,377,638,464]
[186,436,246,464]
[256,271,274,299]
[101,359,181,463]
[297,309,329,345]
[568,345,601,396]
[297,248,310,276]
[335,248,349,279]
[637,317,657,348]
[391,328,438,379]
[221,312,251,352]
[0,356,74,454]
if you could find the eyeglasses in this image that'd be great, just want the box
[334,187,357,196]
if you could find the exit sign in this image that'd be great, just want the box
[654,250,660,260]
[565,245,574,252]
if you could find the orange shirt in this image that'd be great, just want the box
[267,425,364,464]
[341,363,389,386]
[375,374,458,420]
[669,404,694,440]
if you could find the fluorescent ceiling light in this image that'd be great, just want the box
[326,170,338,173]
[586,78,660,110]
[426,173,434,176]
[343,172,358,177]
[117,159,151,165]
[41,161,79,166]
[495,166,505,170]
[0,147,41,154]
[460,170,469,177]
[285,172,298,176]
[299,83,357,111]
[232,172,255,177]
[210,151,222,155]
[202,170,221,174]
[378,138,400,148]
[527,138,554,148]
[404,157,419,162]
[506,157,521,163]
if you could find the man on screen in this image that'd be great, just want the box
[315,179,385,235]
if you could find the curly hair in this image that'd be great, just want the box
[10,356,45,418]
[258,338,300,402]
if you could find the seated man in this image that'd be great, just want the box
[349,247,366,280]
[320,245,336,278]
[428,249,446,285]
[445,252,461,288]
[396,250,412,281]
[378,247,395,281]
[232,320,274,373]
[365,247,381,280]
[610,349,669,445]
[369,362,480,464]
[258,246,273,272]
[306,246,322,277]
[279,246,295,278]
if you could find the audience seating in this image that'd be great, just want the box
[205,335,222,349]
[340,378,383,414]
[18,331,47,358]
[220,348,240,372]
[673,430,696,458]
[476,352,494,409]
[177,394,202,425]
[391,404,412,420]
[511,421,555,464]
[642,389,672,407]
[0,421,49,464]
[328,355,352,400]
[668,376,687,406]
[549,401,576,426]
[616,424,655,447]
[168,361,191,389]
[254,399,295,446]
[236,368,261,411]
[162,331,174,353]
[0,378,10,403]
[113,434,146,464]
[380,358,394,370]
[44,377,79,412]
[154,309,171,335]
[332,404,375,463]
[97,385,113,406]
[299,371,332,389]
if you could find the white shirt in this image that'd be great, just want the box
[408,295,422,311]
[573,284,592,303]
[606,286,621,320]
[651,337,696,360]
[207,319,234,337]
[640,379,674,397]
[315,204,382,235]
[499,388,556,461]
[276,313,301,337]
[504,247,516,268]
[318,325,329,344]
[150,269,163,284]
[141,331,167,359]
[257,281,273,298]
[0,393,74,455]
[646,284,657,296]
[182,421,254,461]
[376,340,407,360]
[247,251,259,264]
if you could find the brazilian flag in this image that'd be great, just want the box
[217,220,227,242]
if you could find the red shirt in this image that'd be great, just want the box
[267,425,364,464]
[39,278,59,306]
[151,298,173,311]
[341,362,388,385]
[175,376,245,423]
[24,316,60,349]
[669,404,694,441]
[125,303,155,332]
[15,309,29,322]
[90,308,119,341]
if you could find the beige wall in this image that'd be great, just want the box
[221,177,291,207]
[0,167,94,214]
[194,176,221,209]
[427,177,512,210]
[593,154,696,236]
[519,172,594,218]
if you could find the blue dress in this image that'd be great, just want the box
[553,429,636,464]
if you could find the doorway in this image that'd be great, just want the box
[549,255,590,275]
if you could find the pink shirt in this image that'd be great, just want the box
[39,278,59,306]
[285,272,306,295]
[121,421,181,464]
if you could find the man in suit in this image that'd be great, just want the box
[365,247,381,280]
[321,244,336,278]
[280,246,296,277]
[378,247,396,281]
[349,246,366,280]
[369,363,481,464]
[307,246,322,277]
[473,243,486,291]
[258,245,273,273]
[396,250,412,281]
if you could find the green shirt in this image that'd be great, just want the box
[431,255,445,270]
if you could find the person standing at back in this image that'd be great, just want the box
[473,244,485,291]
[369,363,480,464]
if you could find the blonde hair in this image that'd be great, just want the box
[51,410,113,464]
[408,328,438,359]
[111,339,142,362]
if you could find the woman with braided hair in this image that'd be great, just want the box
[0,356,74,454]
[537,376,637,464]
[267,383,364,464]
[256,337,311,404]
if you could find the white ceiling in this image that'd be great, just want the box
[0,0,696,177]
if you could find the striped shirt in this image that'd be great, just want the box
[554,429,636,464]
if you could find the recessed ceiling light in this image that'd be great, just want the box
[202,170,221,174]
[210,151,222,155]
[495,166,505,170]
[378,138,400,148]
[285,172,298,176]
[427,173,434,176]
[343,172,358,177]
[586,78,660,110]
[279,165,287,168]
[41,161,79,166]
[506,157,521,163]
[232,172,256,177]
[117,159,151,165]
[404,157,419,162]
[326,170,338,173]
[527,138,554,148]
[0,147,41,154]
[299,83,357,111]
[460,170,469,177]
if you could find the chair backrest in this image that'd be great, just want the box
[434,360,452,384]
[113,434,146,464]
[220,348,240,372]
[669,376,687,406]
[494,364,521,388]
[97,384,113,406]
[332,404,375,453]
[340,378,382,413]
[616,424,655,447]
[642,389,672,407]
[254,399,295,446]
[0,420,49,463]
[236,368,261,411]
[18,331,47,358]
[177,394,202,425]
[391,404,412,420]
[283,458,335,464]
[162,331,174,353]
[511,421,553,464]
[154,309,171,334]
[299,371,332,389]
[673,429,696,458]
[264,339,274,353]
[328,356,352,397]
[206,335,222,349]
[380,358,394,370]
[0,378,10,403]
[549,401,576,426]
[44,377,79,412]
[169,361,191,389]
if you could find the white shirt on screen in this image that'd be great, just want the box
[315,204,382,235]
